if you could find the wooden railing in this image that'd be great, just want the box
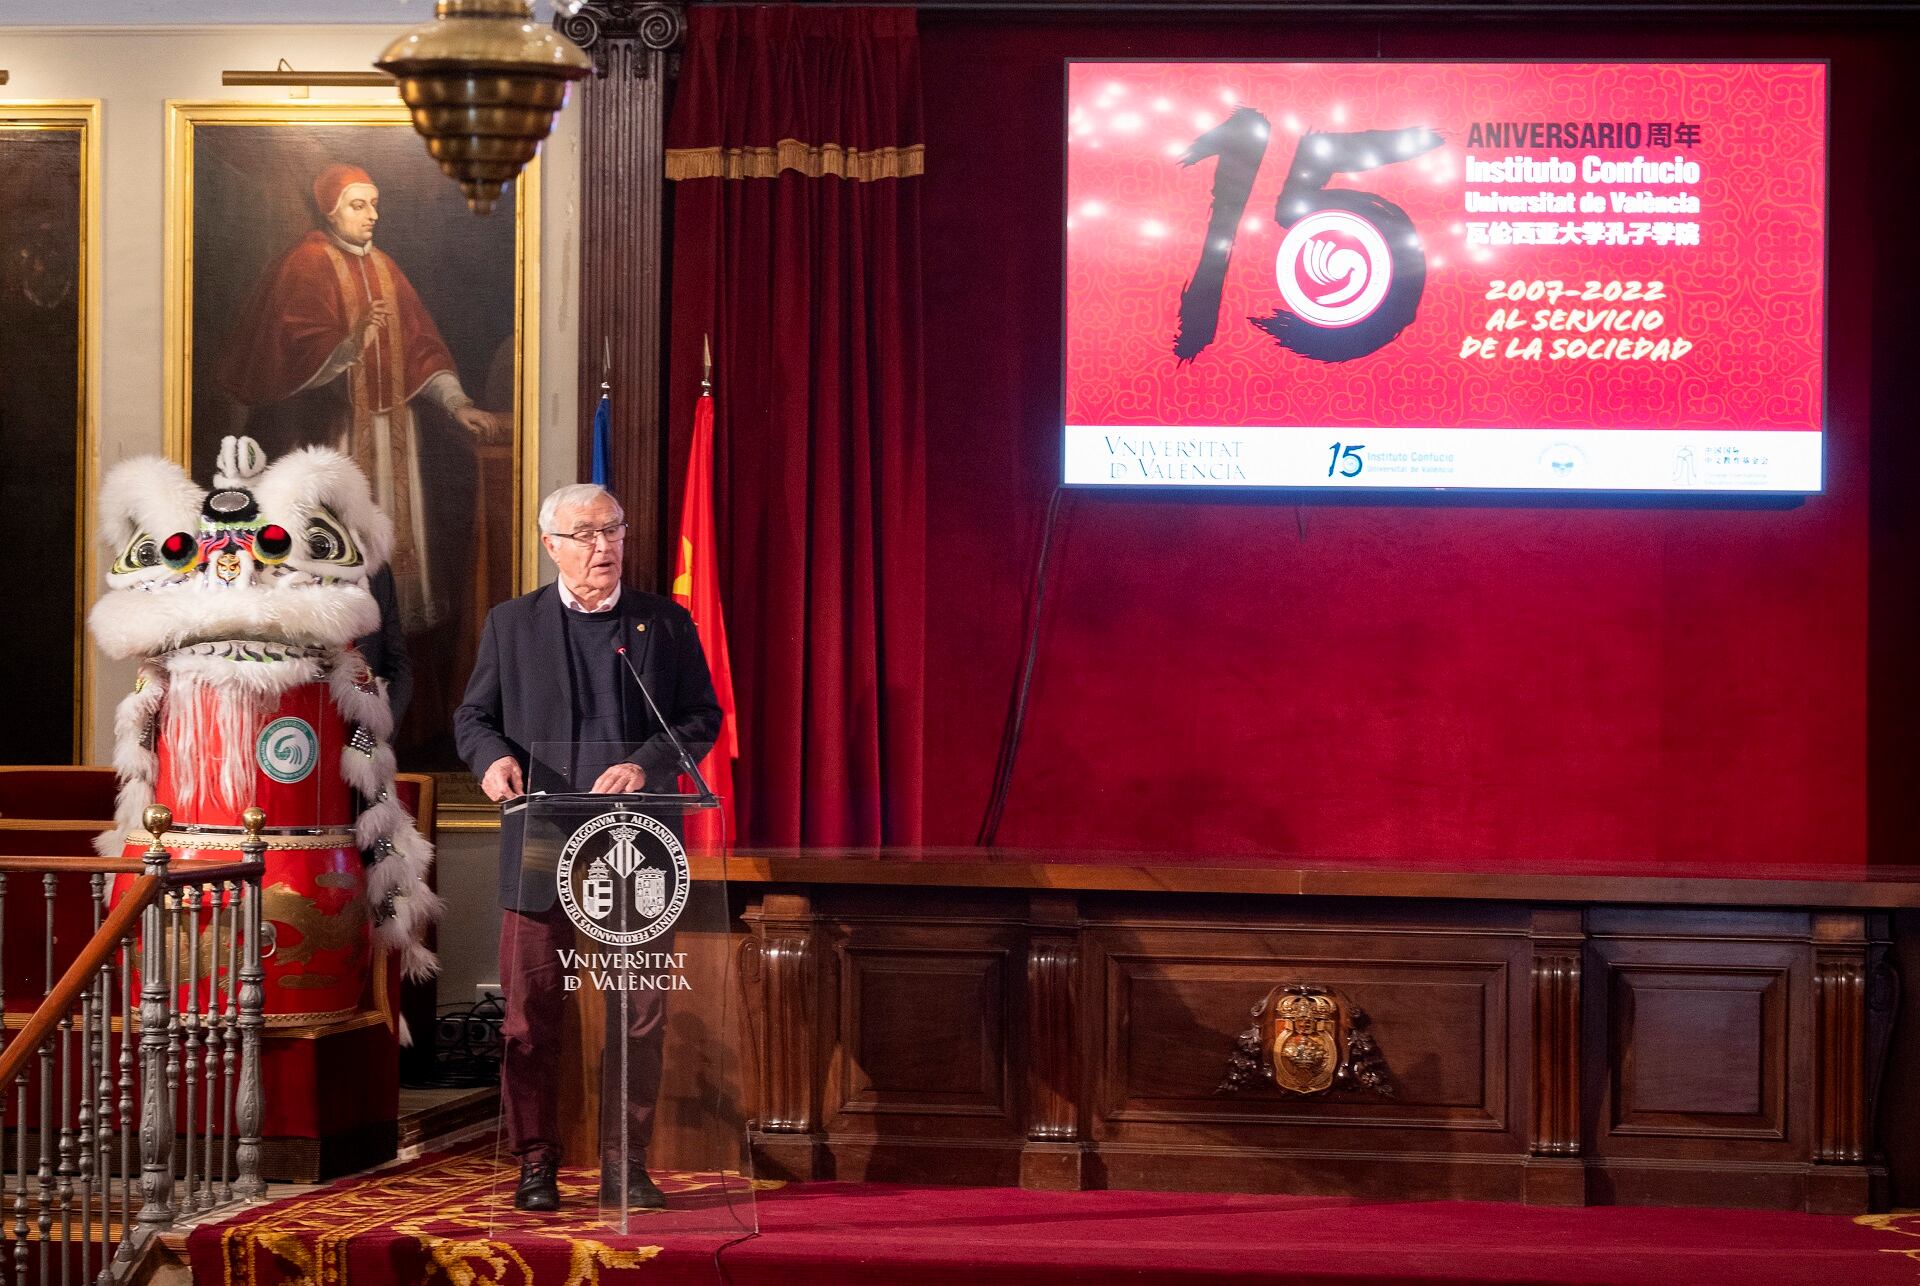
[0,805,266,1285]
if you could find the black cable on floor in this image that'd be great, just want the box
[711,1227,760,1283]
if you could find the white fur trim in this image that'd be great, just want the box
[252,446,394,580]
[90,582,379,660]
[164,646,324,694]
[369,825,443,979]
[327,653,395,744]
[98,665,167,854]
[160,672,274,820]
[339,743,391,799]
[98,781,151,857]
[212,435,267,490]
[316,651,439,977]
[401,940,438,983]
[96,456,202,583]
[353,796,409,849]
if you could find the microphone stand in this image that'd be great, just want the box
[616,645,718,804]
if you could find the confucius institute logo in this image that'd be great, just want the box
[256,717,318,785]
[556,811,690,946]
[1273,209,1393,329]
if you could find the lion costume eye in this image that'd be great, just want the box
[110,532,161,576]
[160,532,199,572]
[254,524,293,565]
[303,507,362,567]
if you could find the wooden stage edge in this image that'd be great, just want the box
[700,847,1920,908]
[646,847,1920,1215]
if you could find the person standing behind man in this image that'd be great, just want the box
[454,483,720,1213]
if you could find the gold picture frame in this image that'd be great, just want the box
[163,100,540,792]
[0,101,100,764]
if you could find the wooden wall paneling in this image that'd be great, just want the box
[559,1,687,586]
[1865,924,1900,1179]
[1022,892,1087,1190]
[1873,910,1914,1204]
[1525,906,1585,1205]
[831,941,1013,1120]
[714,876,1914,1211]
[1583,916,1810,1209]
[1609,967,1786,1136]
[820,912,1023,1185]
[1097,954,1511,1129]
[742,890,826,1180]
[1809,911,1892,1212]
[1083,912,1525,1200]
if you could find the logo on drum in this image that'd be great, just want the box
[1274,210,1393,330]
[556,811,689,946]
[256,717,318,785]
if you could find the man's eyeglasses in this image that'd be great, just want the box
[549,523,628,547]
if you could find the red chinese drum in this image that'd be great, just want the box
[116,679,370,1027]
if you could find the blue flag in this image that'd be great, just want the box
[590,391,611,487]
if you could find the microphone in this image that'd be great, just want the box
[616,645,718,804]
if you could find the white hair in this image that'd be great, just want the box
[539,483,623,534]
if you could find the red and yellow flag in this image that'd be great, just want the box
[672,378,737,850]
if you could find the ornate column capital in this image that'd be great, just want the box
[555,1,688,78]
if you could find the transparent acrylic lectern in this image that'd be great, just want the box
[487,741,756,1234]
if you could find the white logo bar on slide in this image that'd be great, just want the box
[1064,425,1822,493]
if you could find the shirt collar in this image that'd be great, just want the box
[557,579,621,614]
[328,232,371,258]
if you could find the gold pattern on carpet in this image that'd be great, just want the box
[1854,1212,1920,1265]
[208,1141,777,1285]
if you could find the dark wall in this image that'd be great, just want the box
[920,15,1911,866]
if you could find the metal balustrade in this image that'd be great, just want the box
[0,804,267,1284]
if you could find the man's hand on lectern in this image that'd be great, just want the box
[482,756,525,802]
[590,762,647,795]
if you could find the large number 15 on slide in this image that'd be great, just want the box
[1173,108,1443,364]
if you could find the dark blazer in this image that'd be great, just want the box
[453,583,721,912]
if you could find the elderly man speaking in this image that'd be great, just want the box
[455,482,720,1213]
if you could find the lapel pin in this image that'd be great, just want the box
[635,623,647,634]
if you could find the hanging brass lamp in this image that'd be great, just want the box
[376,0,590,215]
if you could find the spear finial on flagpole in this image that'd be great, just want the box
[601,334,612,395]
[701,333,712,395]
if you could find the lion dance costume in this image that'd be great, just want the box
[89,435,438,1029]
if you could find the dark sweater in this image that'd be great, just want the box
[562,604,628,788]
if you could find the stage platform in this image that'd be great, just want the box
[148,1136,1920,1285]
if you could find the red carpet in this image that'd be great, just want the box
[189,1139,1920,1284]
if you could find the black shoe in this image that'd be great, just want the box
[599,1164,667,1210]
[514,1157,561,1212]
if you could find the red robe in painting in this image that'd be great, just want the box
[219,230,456,414]
[218,231,459,631]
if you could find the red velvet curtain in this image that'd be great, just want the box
[665,6,926,847]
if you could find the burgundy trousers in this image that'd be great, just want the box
[498,904,668,1166]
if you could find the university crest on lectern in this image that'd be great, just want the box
[555,810,689,947]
